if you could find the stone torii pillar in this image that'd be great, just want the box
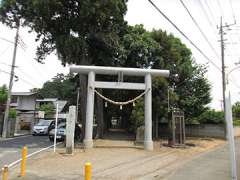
[70,66,170,151]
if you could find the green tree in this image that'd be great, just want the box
[0,85,7,104]
[197,109,224,124]
[0,85,8,112]
[232,101,240,119]
[150,29,211,122]
[39,103,55,118]
[38,73,76,105]
[0,0,127,137]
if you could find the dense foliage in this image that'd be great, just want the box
[195,109,224,124]
[38,103,55,117]
[232,101,240,126]
[232,101,240,119]
[1,1,212,134]
[0,0,127,65]
[38,73,76,105]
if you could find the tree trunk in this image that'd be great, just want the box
[79,74,87,142]
[96,89,104,138]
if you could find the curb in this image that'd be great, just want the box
[0,134,31,142]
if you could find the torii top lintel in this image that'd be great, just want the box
[70,65,170,77]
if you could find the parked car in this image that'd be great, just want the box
[48,122,82,142]
[32,119,54,135]
[47,118,66,133]
[48,122,98,142]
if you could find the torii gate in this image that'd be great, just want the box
[70,66,170,151]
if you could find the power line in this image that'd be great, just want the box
[203,0,218,27]
[0,37,14,44]
[0,68,18,80]
[228,0,236,23]
[17,75,39,88]
[16,67,42,87]
[197,0,217,32]
[0,46,10,57]
[0,67,40,88]
[217,0,225,19]
[0,60,43,87]
[147,0,221,71]
[0,61,13,67]
[0,36,27,51]
[179,0,221,59]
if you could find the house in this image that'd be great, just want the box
[11,92,37,134]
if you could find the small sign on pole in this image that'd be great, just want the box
[54,103,59,153]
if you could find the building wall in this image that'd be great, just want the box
[17,95,36,111]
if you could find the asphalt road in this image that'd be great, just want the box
[168,138,240,180]
[0,135,53,169]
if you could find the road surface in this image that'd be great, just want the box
[168,138,240,180]
[0,135,53,169]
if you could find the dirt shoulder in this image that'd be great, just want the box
[9,138,225,180]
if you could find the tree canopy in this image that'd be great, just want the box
[0,0,127,65]
[1,1,212,132]
[37,73,76,105]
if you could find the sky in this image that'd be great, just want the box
[0,0,240,110]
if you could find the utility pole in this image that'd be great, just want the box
[219,17,226,114]
[2,24,20,138]
[218,17,236,116]
[218,17,238,180]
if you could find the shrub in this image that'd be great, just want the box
[197,109,224,124]
[39,103,55,117]
[0,85,8,104]
[9,108,16,118]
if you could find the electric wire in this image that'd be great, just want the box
[148,0,240,90]
[197,0,217,33]
[217,0,225,20]
[204,0,218,26]
[0,37,14,44]
[228,0,236,23]
[179,0,221,59]
[0,46,10,57]
[0,68,38,88]
[16,67,42,87]
[147,0,221,71]
[0,68,18,80]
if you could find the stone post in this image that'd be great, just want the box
[66,106,76,154]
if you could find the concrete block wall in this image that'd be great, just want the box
[156,123,226,139]
[185,124,226,139]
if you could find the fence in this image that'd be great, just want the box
[156,123,227,139]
